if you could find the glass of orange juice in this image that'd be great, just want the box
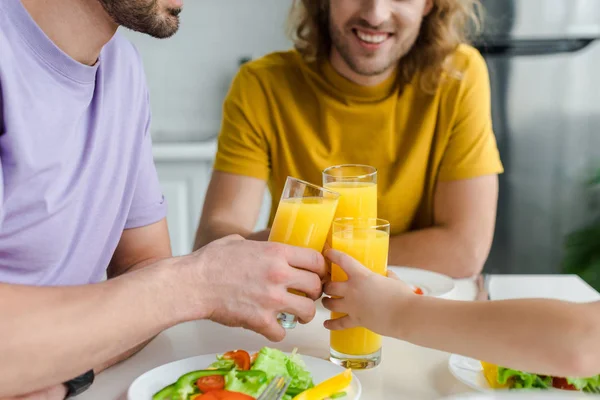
[323,164,377,221]
[269,177,340,329]
[329,217,390,369]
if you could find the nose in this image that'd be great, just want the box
[360,0,392,28]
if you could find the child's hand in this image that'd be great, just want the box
[322,249,416,337]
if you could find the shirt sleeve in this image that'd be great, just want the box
[437,49,504,181]
[0,80,5,225]
[124,104,168,230]
[213,65,271,181]
[0,156,4,227]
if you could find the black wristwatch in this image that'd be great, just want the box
[64,370,94,398]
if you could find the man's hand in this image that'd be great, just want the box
[176,235,327,342]
[322,249,416,337]
[1,385,66,400]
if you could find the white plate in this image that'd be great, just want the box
[447,355,597,397]
[440,392,599,399]
[388,266,455,298]
[128,352,361,399]
[448,354,494,393]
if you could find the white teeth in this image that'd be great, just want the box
[356,30,388,44]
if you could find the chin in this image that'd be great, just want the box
[351,60,395,77]
[146,13,180,38]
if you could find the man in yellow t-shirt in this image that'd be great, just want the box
[195,0,504,278]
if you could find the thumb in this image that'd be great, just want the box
[325,249,367,279]
[387,269,400,280]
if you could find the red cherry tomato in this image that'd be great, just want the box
[552,377,577,391]
[197,375,225,393]
[223,350,251,370]
[200,390,255,399]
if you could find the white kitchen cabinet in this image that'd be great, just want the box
[155,161,212,256]
[153,142,271,256]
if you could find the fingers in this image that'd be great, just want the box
[282,294,317,325]
[325,249,368,279]
[280,244,327,279]
[323,281,347,298]
[321,296,348,314]
[257,320,286,343]
[287,268,323,300]
[324,316,357,331]
[387,269,400,280]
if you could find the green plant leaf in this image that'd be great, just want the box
[561,164,600,291]
[588,167,600,186]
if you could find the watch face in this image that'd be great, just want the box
[65,370,94,397]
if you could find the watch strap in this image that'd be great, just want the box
[64,369,95,398]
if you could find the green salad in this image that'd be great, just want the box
[499,367,600,392]
[152,347,315,400]
[483,361,600,393]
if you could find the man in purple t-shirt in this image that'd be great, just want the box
[0,0,326,398]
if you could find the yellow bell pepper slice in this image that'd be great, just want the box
[292,369,352,400]
[481,361,510,389]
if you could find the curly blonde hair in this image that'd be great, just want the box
[288,0,483,92]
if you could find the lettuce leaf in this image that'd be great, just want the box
[497,367,600,393]
[251,347,290,380]
[497,368,552,389]
[249,347,314,397]
[285,351,314,393]
[224,369,267,397]
[567,376,600,393]
[208,357,236,370]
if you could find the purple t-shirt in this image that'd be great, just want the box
[0,0,167,285]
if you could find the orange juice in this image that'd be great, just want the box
[269,197,339,250]
[330,229,389,355]
[273,177,340,330]
[324,181,377,220]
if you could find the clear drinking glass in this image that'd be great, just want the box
[268,177,340,329]
[329,218,390,369]
[322,164,377,221]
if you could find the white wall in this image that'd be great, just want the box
[121,0,294,142]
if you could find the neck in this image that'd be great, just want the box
[21,0,118,66]
[330,48,396,87]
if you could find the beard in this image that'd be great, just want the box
[96,0,181,39]
[329,18,417,77]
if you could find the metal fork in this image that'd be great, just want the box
[257,375,291,400]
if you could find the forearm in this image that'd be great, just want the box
[96,257,170,374]
[194,221,248,250]
[0,262,184,397]
[389,227,486,278]
[396,297,600,377]
[195,221,268,250]
[96,340,150,375]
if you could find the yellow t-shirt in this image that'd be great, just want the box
[214,45,503,235]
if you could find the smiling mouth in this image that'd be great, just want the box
[353,28,392,46]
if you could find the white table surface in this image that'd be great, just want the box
[80,275,599,400]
